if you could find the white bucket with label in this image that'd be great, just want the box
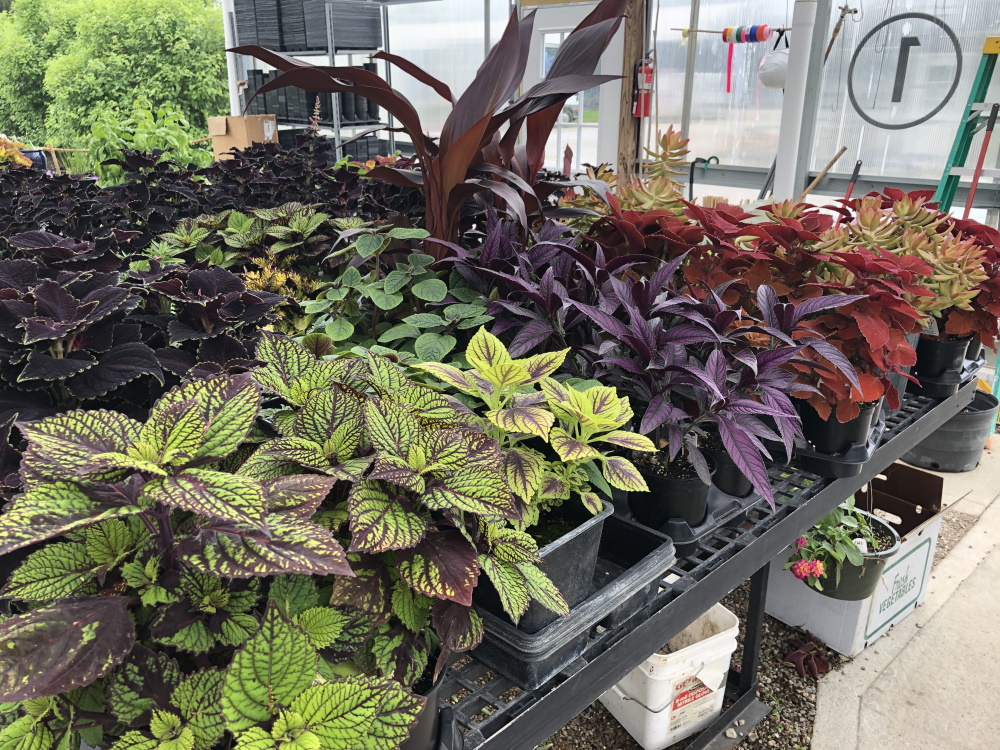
[598,604,740,749]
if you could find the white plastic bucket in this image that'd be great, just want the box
[598,604,740,749]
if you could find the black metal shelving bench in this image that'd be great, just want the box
[441,381,978,750]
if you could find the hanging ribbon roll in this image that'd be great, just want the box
[721,24,775,93]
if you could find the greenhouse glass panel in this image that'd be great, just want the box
[811,0,1000,182]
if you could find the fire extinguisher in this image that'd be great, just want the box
[632,57,653,118]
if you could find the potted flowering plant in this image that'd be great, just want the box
[786,495,900,601]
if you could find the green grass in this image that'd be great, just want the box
[583,109,599,124]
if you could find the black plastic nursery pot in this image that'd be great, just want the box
[628,460,714,530]
[914,335,971,379]
[798,399,881,456]
[475,500,613,634]
[883,332,922,418]
[18,149,46,171]
[902,390,999,473]
[967,337,984,362]
[818,509,901,602]
[400,671,464,750]
[703,448,753,498]
[473,514,676,689]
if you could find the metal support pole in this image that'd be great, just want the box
[679,0,700,140]
[739,564,770,696]
[773,0,817,200]
[793,0,834,199]
[484,0,491,58]
[221,0,244,117]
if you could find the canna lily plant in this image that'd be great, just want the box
[231,0,629,256]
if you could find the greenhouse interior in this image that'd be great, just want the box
[1,0,1000,748]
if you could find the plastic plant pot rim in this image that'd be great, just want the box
[847,507,901,561]
[535,497,613,558]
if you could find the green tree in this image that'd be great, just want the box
[0,0,227,145]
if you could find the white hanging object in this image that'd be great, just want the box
[758,48,789,89]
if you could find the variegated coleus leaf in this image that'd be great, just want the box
[176,513,354,579]
[368,623,430,686]
[549,426,602,462]
[17,409,142,486]
[238,437,373,483]
[347,481,430,554]
[601,456,649,493]
[143,469,267,526]
[465,327,512,372]
[423,467,520,519]
[221,607,317,732]
[0,596,135,702]
[478,556,569,624]
[329,556,393,629]
[503,447,546,502]
[289,387,363,447]
[485,406,555,440]
[397,530,480,606]
[0,480,145,556]
[232,676,424,750]
[363,397,420,459]
[431,600,484,654]
[254,333,366,406]
[106,645,182,726]
[146,374,262,464]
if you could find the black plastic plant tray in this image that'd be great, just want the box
[912,353,985,398]
[791,411,887,479]
[472,516,676,690]
[612,483,769,558]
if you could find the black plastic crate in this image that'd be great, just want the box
[234,0,258,45]
[472,515,675,689]
[328,0,382,50]
[303,0,328,50]
[279,0,307,50]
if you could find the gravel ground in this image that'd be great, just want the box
[933,507,978,567]
[543,506,981,750]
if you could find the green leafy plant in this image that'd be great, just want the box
[785,496,881,591]
[0,372,426,750]
[89,98,214,185]
[301,226,489,361]
[414,328,654,527]
[241,333,568,671]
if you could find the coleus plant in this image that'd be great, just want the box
[786,246,933,421]
[0,255,164,424]
[413,328,655,527]
[233,0,629,257]
[0,373,426,750]
[240,333,569,676]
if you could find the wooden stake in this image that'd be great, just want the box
[795,146,847,203]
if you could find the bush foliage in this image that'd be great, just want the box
[0,0,227,145]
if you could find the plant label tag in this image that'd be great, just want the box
[921,317,939,337]
[853,538,868,553]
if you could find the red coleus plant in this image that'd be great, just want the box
[788,246,933,421]
[943,217,1000,351]
[233,0,628,258]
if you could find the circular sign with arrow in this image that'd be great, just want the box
[847,12,962,130]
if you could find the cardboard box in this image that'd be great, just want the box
[207,115,278,159]
[765,463,944,657]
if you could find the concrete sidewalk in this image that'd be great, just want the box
[811,447,1000,750]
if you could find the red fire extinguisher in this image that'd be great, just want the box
[633,58,653,118]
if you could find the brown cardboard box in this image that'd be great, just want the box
[207,115,278,159]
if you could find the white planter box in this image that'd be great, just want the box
[765,463,943,657]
